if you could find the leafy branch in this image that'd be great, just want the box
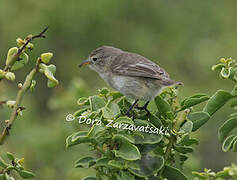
[0,152,35,180]
[0,28,59,145]
[65,57,237,180]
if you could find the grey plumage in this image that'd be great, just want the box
[79,46,182,114]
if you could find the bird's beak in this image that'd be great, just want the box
[78,59,92,67]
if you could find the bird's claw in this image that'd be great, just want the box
[135,104,151,116]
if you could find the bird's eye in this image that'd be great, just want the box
[92,57,98,61]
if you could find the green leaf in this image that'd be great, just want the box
[0,174,5,180]
[6,152,15,161]
[114,116,134,125]
[114,141,141,161]
[98,88,109,96]
[88,124,106,137]
[113,134,135,144]
[233,140,237,152]
[73,109,88,117]
[75,156,95,168]
[216,170,230,178]
[102,107,114,119]
[174,145,193,154]
[128,154,164,177]
[66,131,94,148]
[41,52,53,64]
[187,111,210,131]
[148,114,163,127]
[19,170,35,179]
[177,134,199,146]
[106,101,120,117]
[139,144,159,154]
[222,135,237,152]
[220,67,229,78]
[0,157,8,168]
[154,96,171,117]
[4,173,11,180]
[220,67,235,79]
[118,97,132,114]
[6,47,18,66]
[211,63,225,71]
[77,97,89,106]
[108,91,123,100]
[134,119,150,127]
[39,64,59,88]
[180,154,189,162]
[218,117,237,142]
[11,53,29,71]
[203,90,233,116]
[0,69,5,79]
[94,157,110,167]
[179,121,193,133]
[230,99,237,108]
[180,93,209,111]
[82,176,97,180]
[108,160,124,169]
[45,65,58,86]
[48,79,58,88]
[120,171,134,180]
[163,165,189,180]
[134,133,163,145]
[89,96,106,111]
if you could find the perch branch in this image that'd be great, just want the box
[0,27,48,78]
[0,68,37,145]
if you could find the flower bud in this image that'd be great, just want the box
[16,38,25,47]
[0,69,6,79]
[17,158,24,164]
[6,47,18,66]
[219,58,226,63]
[5,120,10,124]
[6,101,16,108]
[41,52,53,64]
[26,42,34,50]
[5,72,16,81]
[18,83,23,89]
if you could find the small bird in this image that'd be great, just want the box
[79,46,182,116]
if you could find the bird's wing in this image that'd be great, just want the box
[111,52,170,80]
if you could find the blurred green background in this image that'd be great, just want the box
[0,0,237,179]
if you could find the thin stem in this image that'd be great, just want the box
[0,101,7,106]
[16,26,48,57]
[158,109,189,177]
[0,68,37,145]
[0,27,48,74]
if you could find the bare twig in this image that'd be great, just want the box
[0,101,7,106]
[2,27,48,72]
[16,26,48,57]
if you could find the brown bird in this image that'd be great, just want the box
[79,46,182,116]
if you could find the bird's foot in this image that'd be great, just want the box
[125,111,135,120]
[135,103,150,116]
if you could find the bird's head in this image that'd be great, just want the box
[79,46,123,74]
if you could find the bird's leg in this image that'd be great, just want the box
[135,101,150,115]
[125,99,139,118]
